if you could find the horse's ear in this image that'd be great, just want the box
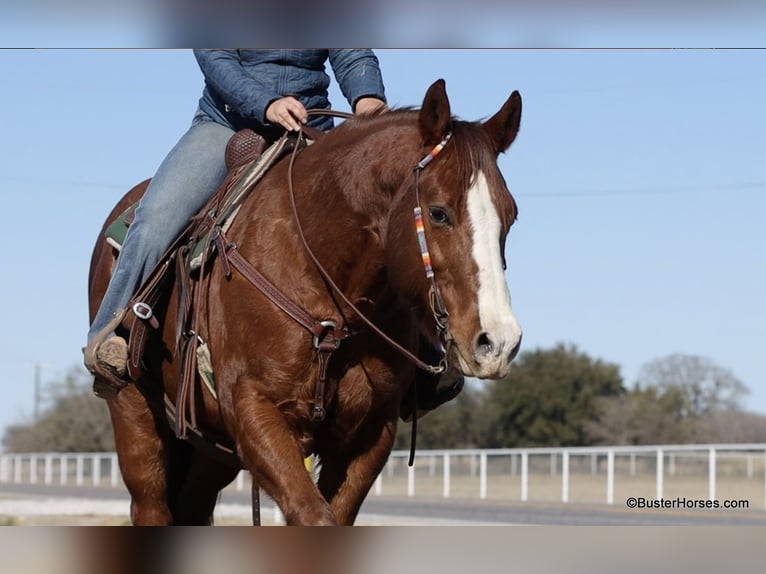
[419,79,452,147]
[483,90,522,155]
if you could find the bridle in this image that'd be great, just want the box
[413,131,454,371]
[288,110,454,375]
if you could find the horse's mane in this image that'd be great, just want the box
[337,107,512,190]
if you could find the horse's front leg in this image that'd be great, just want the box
[108,386,173,525]
[318,419,397,525]
[233,376,336,525]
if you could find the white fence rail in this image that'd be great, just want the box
[2,444,765,509]
[382,444,766,509]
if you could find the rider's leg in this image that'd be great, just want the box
[85,112,233,382]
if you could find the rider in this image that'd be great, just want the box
[85,49,462,418]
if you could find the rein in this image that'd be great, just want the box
[287,109,452,375]
[292,111,454,467]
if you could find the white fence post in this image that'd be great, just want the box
[236,471,245,491]
[479,452,487,500]
[374,473,383,496]
[606,450,615,505]
[93,455,101,487]
[708,447,716,501]
[14,455,22,484]
[273,506,285,525]
[60,455,68,485]
[30,455,37,484]
[443,453,451,498]
[0,455,8,483]
[110,454,119,487]
[44,454,53,485]
[407,464,415,497]
[76,455,84,486]
[656,449,664,500]
[561,450,569,503]
[521,451,528,502]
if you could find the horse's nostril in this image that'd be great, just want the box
[508,335,522,362]
[475,332,494,357]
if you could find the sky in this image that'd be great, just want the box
[0,48,764,439]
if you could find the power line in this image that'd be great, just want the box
[2,174,765,199]
[0,176,130,191]
[517,182,766,199]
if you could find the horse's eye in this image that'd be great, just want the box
[428,206,451,226]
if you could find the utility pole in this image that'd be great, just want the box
[34,362,41,422]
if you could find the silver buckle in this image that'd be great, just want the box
[313,320,339,349]
[132,302,153,320]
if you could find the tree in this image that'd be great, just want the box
[587,354,754,445]
[636,353,749,417]
[2,367,114,453]
[692,410,766,443]
[478,343,624,447]
[586,386,688,445]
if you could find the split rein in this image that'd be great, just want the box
[216,109,453,425]
[288,109,453,377]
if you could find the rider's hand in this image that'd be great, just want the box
[265,96,308,131]
[354,97,388,115]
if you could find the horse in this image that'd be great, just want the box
[87,79,523,525]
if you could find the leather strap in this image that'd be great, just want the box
[286,122,446,375]
[219,232,352,422]
[126,260,169,380]
[222,240,347,341]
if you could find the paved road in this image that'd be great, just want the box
[2,482,766,525]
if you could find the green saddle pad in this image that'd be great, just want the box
[103,201,213,266]
[104,203,136,251]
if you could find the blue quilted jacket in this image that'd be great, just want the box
[194,49,386,135]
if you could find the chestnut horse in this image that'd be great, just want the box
[88,79,523,525]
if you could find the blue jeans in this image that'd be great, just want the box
[88,110,234,341]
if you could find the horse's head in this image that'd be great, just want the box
[386,80,523,380]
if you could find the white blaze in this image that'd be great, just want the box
[466,170,522,368]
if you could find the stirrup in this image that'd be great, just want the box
[92,371,129,400]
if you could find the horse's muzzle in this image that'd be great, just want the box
[451,330,522,379]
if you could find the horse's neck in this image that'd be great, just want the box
[323,124,418,212]
[292,125,418,298]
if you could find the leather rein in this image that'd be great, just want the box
[215,109,453,422]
